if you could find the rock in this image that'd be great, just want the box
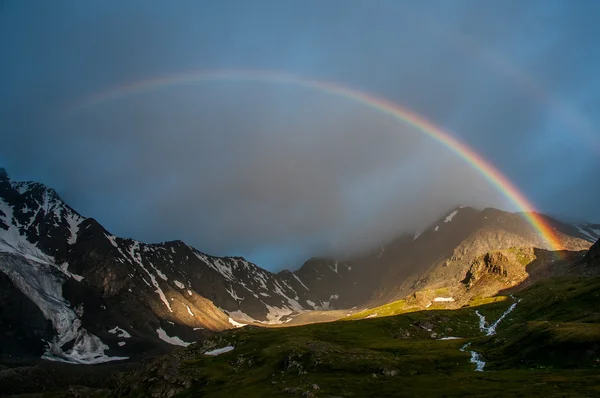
[312,383,320,390]
[283,353,305,375]
[383,369,398,376]
[416,321,434,331]
[392,328,411,339]
[586,239,600,267]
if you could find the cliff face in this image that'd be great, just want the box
[586,239,600,267]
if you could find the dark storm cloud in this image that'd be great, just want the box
[1,0,599,269]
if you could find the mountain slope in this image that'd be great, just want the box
[0,173,319,362]
[364,206,592,307]
[107,269,600,398]
[0,170,595,364]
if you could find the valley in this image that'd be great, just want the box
[4,1,600,396]
[0,172,599,397]
[102,275,600,397]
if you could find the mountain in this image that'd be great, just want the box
[585,238,600,267]
[573,222,600,243]
[341,206,593,308]
[81,267,600,397]
[0,173,335,363]
[0,170,596,365]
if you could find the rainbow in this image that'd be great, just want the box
[63,69,563,251]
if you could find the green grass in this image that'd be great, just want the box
[477,321,600,370]
[465,295,509,307]
[343,299,414,320]
[506,247,537,266]
[117,276,600,397]
[343,287,468,321]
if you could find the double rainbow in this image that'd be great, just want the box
[64,70,563,251]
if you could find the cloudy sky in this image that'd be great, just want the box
[1,0,599,270]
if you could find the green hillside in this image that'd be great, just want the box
[113,276,600,397]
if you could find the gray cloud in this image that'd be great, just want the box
[1,0,599,269]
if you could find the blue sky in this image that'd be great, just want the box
[1,0,599,270]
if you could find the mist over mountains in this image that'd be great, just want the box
[2,1,600,269]
[1,85,515,270]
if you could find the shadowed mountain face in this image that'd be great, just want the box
[0,170,596,362]
[586,239,600,267]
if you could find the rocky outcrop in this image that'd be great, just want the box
[457,248,536,300]
[463,251,517,288]
[586,239,600,267]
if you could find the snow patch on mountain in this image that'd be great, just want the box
[204,346,234,356]
[148,261,168,281]
[11,181,31,195]
[576,225,600,242]
[0,199,53,263]
[226,310,258,324]
[445,209,459,223]
[173,280,185,289]
[185,304,194,317]
[59,262,84,282]
[226,285,244,301]
[65,212,83,245]
[272,280,303,312]
[105,234,119,248]
[0,198,125,364]
[127,242,172,312]
[0,253,127,364]
[210,258,235,281]
[264,304,293,324]
[156,327,192,347]
[413,230,422,241]
[433,297,454,302]
[228,317,247,328]
[292,273,310,291]
[108,326,131,338]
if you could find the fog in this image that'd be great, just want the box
[1,1,599,269]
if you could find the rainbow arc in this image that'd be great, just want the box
[62,69,563,251]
